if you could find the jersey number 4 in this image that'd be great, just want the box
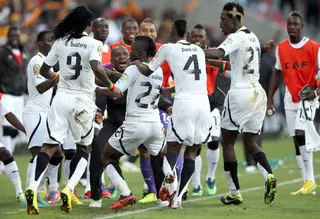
[183,55,201,80]
[66,52,83,80]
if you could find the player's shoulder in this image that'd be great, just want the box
[125,65,138,73]
[83,36,103,46]
[28,54,43,66]
[277,38,289,47]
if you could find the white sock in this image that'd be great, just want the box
[162,156,173,176]
[64,159,71,185]
[48,164,60,191]
[225,171,239,196]
[29,156,48,192]
[296,155,307,181]
[206,147,220,180]
[4,159,23,197]
[192,155,202,187]
[257,163,269,181]
[26,161,33,189]
[300,146,315,182]
[106,164,130,196]
[66,157,88,191]
[85,154,91,193]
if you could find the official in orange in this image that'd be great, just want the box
[268,11,319,195]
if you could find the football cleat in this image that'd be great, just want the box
[89,199,102,208]
[25,188,39,215]
[159,173,175,201]
[191,185,203,196]
[109,193,136,210]
[71,194,83,205]
[37,193,49,207]
[300,180,318,195]
[220,193,243,205]
[205,178,217,196]
[107,186,118,198]
[138,192,157,203]
[264,174,277,204]
[84,191,91,199]
[101,184,112,198]
[60,187,72,213]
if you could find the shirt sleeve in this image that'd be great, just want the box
[217,33,241,57]
[274,46,282,70]
[90,40,103,62]
[115,66,139,92]
[45,41,59,66]
[31,58,47,86]
[149,44,170,71]
[0,100,10,116]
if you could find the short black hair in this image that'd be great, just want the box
[122,18,138,30]
[173,18,188,38]
[223,2,244,22]
[193,24,204,30]
[37,30,52,42]
[140,18,157,31]
[289,11,303,23]
[7,25,19,35]
[134,36,156,57]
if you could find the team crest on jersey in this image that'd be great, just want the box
[98,45,103,56]
[120,72,128,81]
[224,38,233,45]
[33,64,40,75]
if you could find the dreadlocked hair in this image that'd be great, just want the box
[134,36,156,57]
[223,2,244,23]
[53,6,93,41]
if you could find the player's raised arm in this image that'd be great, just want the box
[114,67,138,93]
[40,41,60,82]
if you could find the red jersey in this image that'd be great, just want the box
[111,39,131,53]
[101,44,111,65]
[278,39,320,102]
[206,46,221,95]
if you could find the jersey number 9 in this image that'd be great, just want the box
[66,52,83,80]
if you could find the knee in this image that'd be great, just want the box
[184,145,200,160]
[208,140,219,150]
[294,135,305,147]
[196,147,202,156]
[0,147,11,161]
[167,142,181,154]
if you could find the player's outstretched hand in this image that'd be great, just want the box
[95,112,103,124]
[264,39,275,52]
[266,102,275,118]
[305,90,318,101]
[112,86,124,99]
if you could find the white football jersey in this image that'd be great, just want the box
[115,65,163,122]
[149,40,207,99]
[45,36,103,97]
[218,26,261,89]
[24,52,53,114]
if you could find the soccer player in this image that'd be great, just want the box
[203,2,277,205]
[91,18,111,64]
[189,24,222,197]
[268,11,319,195]
[24,6,122,214]
[134,19,211,209]
[110,18,139,52]
[22,30,59,205]
[0,92,26,203]
[102,35,165,210]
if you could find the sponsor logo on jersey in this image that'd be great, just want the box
[120,72,128,81]
[98,45,103,55]
[33,64,40,75]
[224,38,233,45]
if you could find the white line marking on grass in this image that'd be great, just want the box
[94,174,320,219]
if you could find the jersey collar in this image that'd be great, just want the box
[37,52,45,59]
[236,26,248,33]
[177,40,191,45]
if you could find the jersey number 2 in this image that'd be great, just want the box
[183,55,201,80]
[66,52,82,80]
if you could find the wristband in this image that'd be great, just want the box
[225,61,229,71]
[108,82,115,91]
[51,73,59,81]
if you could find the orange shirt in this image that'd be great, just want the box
[101,44,111,65]
[278,39,319,103]
[110,39,131,53]
[206,46,221,95]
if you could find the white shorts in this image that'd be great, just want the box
[0,141,4,148]
[166,98,211,146]
[221,86,266,134]
[109,120,166,156]
[62,131,77,150]
[209,108,221,138]
[22,112,47,149]
[2,94,24,126]
[44,92,96,146]
[285,100,318,137]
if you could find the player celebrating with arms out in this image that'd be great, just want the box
[25,6,122,215]
[204,2,277,205]
[268,11,319,195]
[134,18,211,209]
[101,36,166,210]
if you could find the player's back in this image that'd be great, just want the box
[125,65,163,122]
[163,41,207,98]
[49,36,103,97]
[25,54,53,113]
[227,29,261,89]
